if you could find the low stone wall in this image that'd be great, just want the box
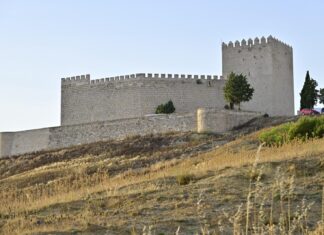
[197,109,261,133]
[48,113,196,150]
[0,109,261,158]
[0,128,51,157]
[0,113,196,158]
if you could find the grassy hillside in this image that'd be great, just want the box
[0,116,323,234]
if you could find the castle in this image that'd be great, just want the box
[0,36,294,158]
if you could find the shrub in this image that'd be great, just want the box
[155,100,176,114]
[196,79,203,84]
[176,174,194,185]
[259,116,324,146]
[259,122,292,146]
[155,104,165,114]
[224,104,230,110]
[315,123,324,137]
[288,117,318,140]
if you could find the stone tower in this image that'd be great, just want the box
[222,36,294,116]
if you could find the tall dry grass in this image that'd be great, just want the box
[229,144,319,235]
[0,135,323,234]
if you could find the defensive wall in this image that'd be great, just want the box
[61,35,294,127]
[0,109,261,158]
[197,108,260,133]
[61,73,226,126]
[222,36,294,116]
[0,35,294,158]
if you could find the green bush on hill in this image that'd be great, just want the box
[288,117,318,140]
[259,116,324,146]
[155,100,176,114]
[259,123,292,146]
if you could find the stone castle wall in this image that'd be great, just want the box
[61,73,226,126]
[222,36,294,116]
[0,35,294,158]
[197,108,260,133]
[60,35,294,126]
[0,110,260,158]
[0,113,196,157]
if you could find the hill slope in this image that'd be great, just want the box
[0,116,323,234]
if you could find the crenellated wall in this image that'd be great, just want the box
[222,36,294,116]
[61,73,223,85]
[0,35,294,158]
[61,73,226,126]
[61,35,294,125]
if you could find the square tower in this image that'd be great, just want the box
[222,36,294,116]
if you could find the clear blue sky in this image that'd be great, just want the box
[0,0,323,131]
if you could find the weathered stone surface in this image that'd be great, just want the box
[61,74,226,126]
[0,35,294,158]
[0,110,261,158]
[222,36,294,116]
[197,109,261,133]
[0,113,195,158]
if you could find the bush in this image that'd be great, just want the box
[315,123,324,137]
[259,122,292,146]
[224,104,230,110]
[176,174,194,185]
[155,100,176,114]
[259,116,324,146]
[288,117,318,140]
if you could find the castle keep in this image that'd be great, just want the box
[61,36,294,126]
[222,36,294,116]
[0,36,294,158]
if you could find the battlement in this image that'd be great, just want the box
[61,73,225,85]
[0,35,295,158]
[61,74,91,85]
[222,35,292,50]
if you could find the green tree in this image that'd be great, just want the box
[300,71,318,109]
[319,88,324,105]
[223,72,254,110]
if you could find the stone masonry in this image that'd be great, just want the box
[0,35,294,158]
[61,74,226,126]
[0,110,261,158]
[222,36,294,116]
[61,36,294,126]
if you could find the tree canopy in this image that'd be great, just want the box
[223,72,254,110]
[300,71,318,109]
[318,88,324,105]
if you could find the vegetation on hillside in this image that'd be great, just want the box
[0,117,323,234]
[259,116,324,146]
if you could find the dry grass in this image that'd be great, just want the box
[0,117,323,234]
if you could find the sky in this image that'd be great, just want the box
[0,0,323,131]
